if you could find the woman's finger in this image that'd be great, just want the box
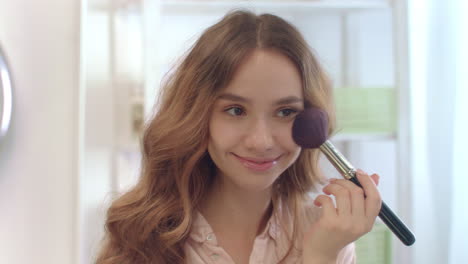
[323,182,351,216]
[328,178,366,217]
[356,170,382,218]
[314,195,338,218]
[370,173,380,186]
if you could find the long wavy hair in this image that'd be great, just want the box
[95,10,335,264]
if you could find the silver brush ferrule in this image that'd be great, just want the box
[319,140,356,180]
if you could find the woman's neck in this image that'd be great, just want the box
[198,177,274,238]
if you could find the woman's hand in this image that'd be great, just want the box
[302,169,381,263]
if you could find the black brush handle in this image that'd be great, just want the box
[349,176,416,246]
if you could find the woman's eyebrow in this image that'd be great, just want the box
[217,93,303,105]
[218,93,249,103]
[274,96,303,105]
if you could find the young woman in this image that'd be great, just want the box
[96,10,381,264]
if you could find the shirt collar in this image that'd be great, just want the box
[189,199,289,244]
[189,210,218,245]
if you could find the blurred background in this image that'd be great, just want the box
[0,0,466,263]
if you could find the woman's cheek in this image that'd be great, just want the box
[212,119,245,141]
[277,122,297,147]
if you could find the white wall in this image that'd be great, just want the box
[0,0,80,263]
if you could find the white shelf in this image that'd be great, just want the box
[331,132,396,142]
[161,0,391,14]
[90,0,391,15]
[89,0,143,12]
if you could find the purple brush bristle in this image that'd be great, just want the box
[292,108,329,149]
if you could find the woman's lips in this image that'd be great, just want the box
[232,153,280,172]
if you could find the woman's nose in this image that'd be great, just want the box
[244,119,274,152]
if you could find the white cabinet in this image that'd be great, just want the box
[83,1,412,263]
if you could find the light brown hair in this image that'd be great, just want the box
[96,9,335,263]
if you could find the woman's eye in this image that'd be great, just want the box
[278,108,298,117]
[225,106,245,116]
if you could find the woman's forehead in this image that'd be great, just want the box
[221,49,303,100]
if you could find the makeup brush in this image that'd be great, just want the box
[292,107,415,246]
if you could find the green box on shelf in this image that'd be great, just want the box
[334,87,396,134]
[355,223,392,264]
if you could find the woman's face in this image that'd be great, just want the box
[208,49,304,192]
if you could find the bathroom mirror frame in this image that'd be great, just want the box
[0,44,13,141]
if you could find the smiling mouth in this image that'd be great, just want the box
[231,153,281,172]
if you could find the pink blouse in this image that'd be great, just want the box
[184,199,356,264]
